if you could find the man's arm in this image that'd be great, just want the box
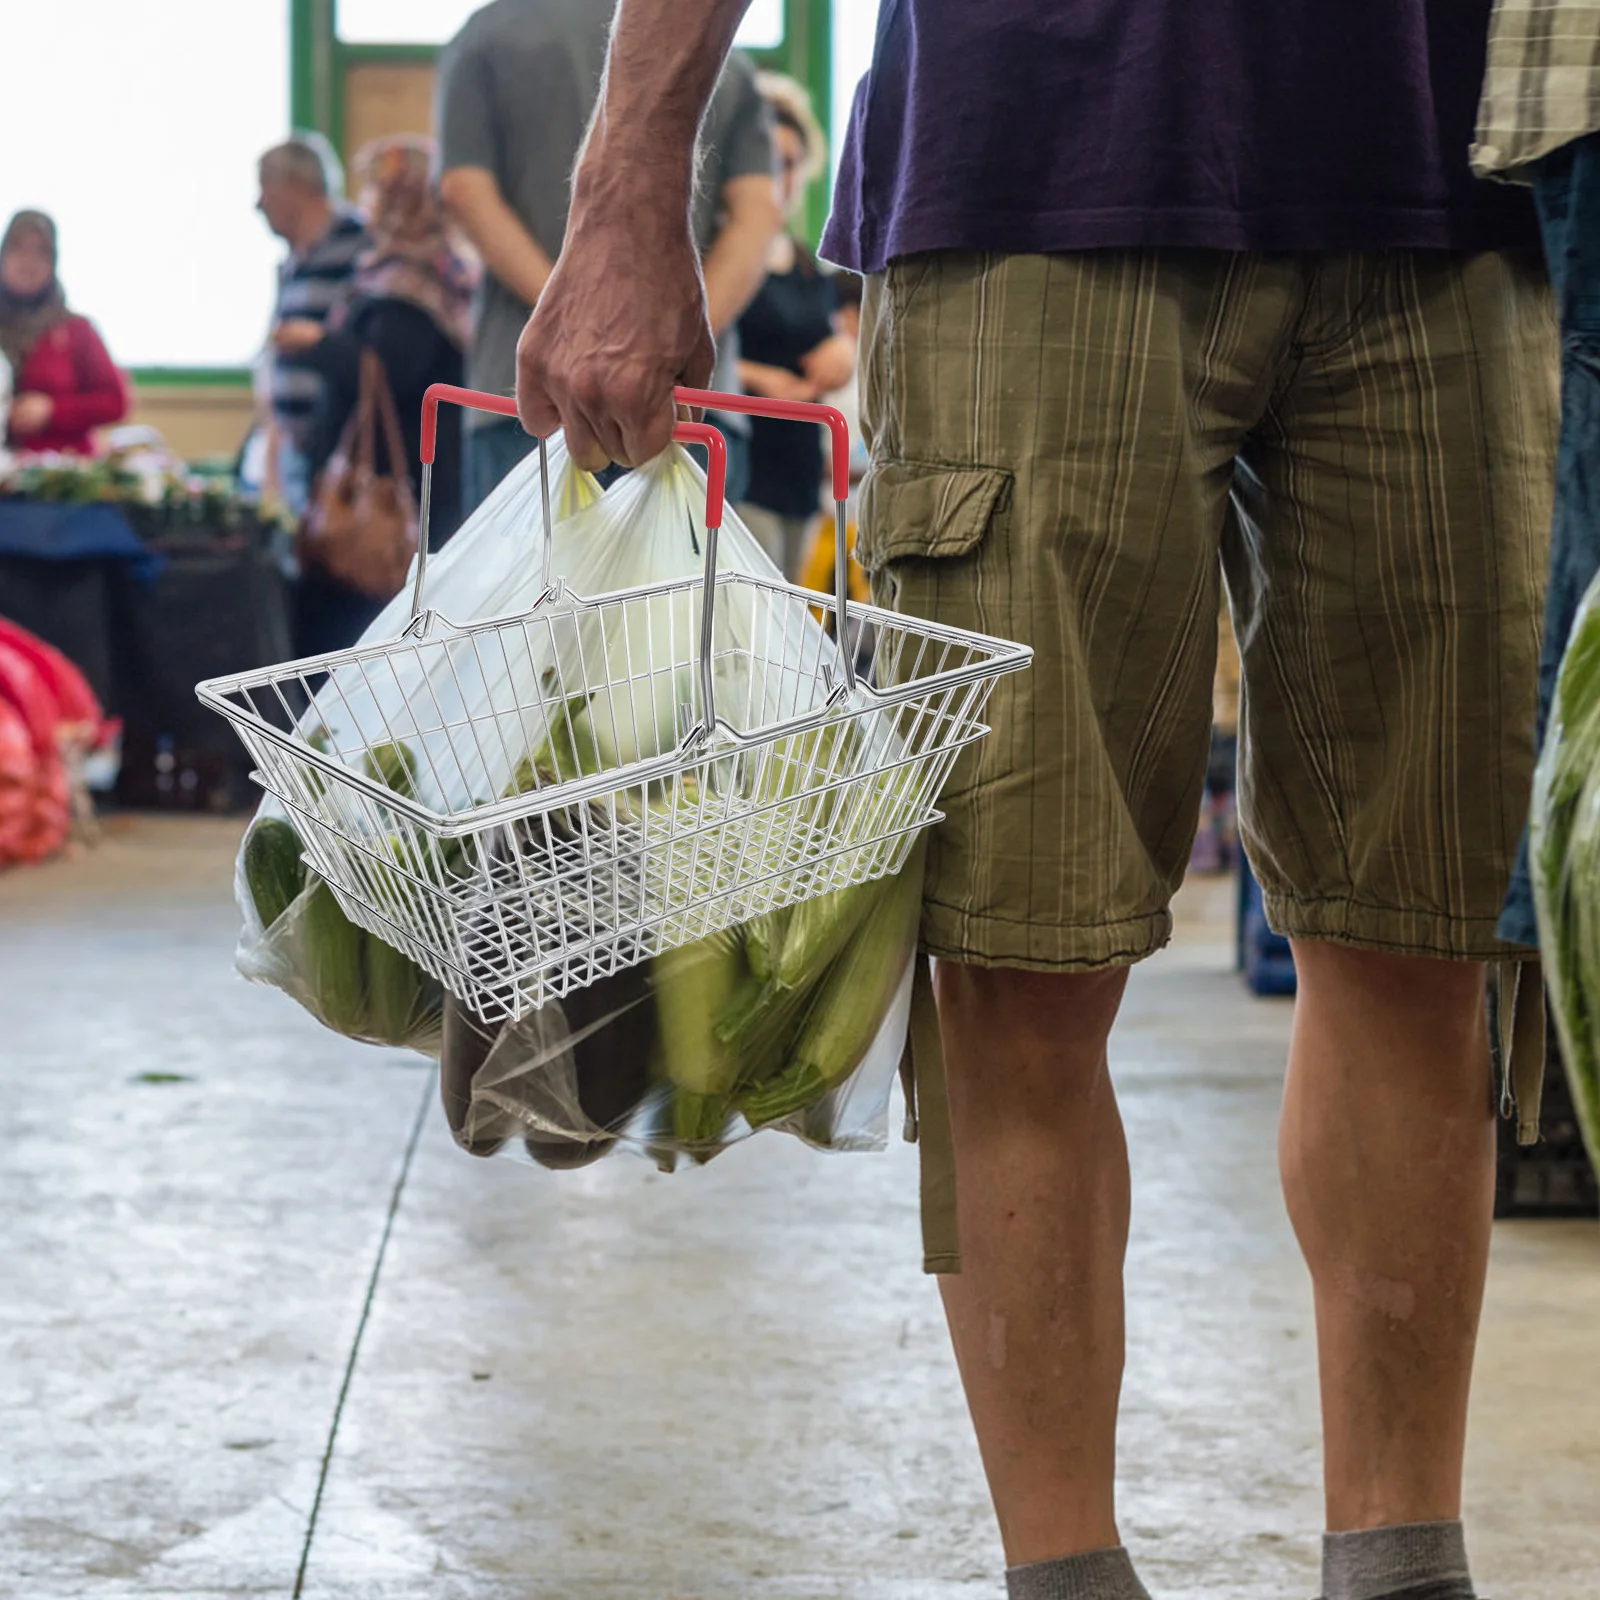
[436,25,552,312]
[703,172,782,336]
[516,0,753,469]
[439,167,554,310]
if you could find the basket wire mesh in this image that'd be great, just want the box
[198,387,1031,1022]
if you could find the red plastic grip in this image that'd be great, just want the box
[673,386,851,503]
[419,383,727,524]
[420,383,519,465]
[672,420,726,527]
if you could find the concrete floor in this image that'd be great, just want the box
[1,816,1596,1600]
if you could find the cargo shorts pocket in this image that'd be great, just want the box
[855,458,1013,574]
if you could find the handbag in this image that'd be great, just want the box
[300,346,419,599]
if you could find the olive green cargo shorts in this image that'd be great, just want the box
[859,250,1557,971]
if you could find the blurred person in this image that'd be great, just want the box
[437,0,779,510]
[735,73,858,576]
[515,6,1558,1600]
[286,136,477,656]
[256,134,368,511]
[0,211,127,455]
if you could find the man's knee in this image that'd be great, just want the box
[1290,940,1486,1030]
[933,962,1129,1112]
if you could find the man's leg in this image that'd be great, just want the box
[857,248,1294,1593]
[1223,248,1554,1595]
[935,963,1131,1565]
[1281,943,1494,1532]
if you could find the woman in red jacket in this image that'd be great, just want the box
[0,210,128,454]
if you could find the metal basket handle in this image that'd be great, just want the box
[414,379,725,603]
[672,386,854,696]
[415,381,854,741]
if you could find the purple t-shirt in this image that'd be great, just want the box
[820,1,1537,274]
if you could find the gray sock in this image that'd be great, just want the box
[1006,1545,1151,1600]
[1322,1520,1474,1600]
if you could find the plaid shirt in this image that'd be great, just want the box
[1474,0,1600,177]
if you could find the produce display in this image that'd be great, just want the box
[2,442,291,540]
[1530,573,1600,1168]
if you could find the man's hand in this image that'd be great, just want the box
[739,359,818,404]
[516,190,715,472]
[512,0,754,472]
[9,393,55,435]
[800,333,857,398]
[271,318,324,355]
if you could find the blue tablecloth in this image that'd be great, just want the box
[0,499,163,578]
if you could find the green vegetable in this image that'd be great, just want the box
[775,875,881,989]
[743,907,790,983]
[243,817,306,930]
[1530,593,1600,1166]
[504,688,614,843]
[365,929,437,1047]
[364,740,419,798]
[652,927,749,1147]
[741,841,924,1128]
[301,878,369,1036]
[301,724,334,802]
[542,692,605,784]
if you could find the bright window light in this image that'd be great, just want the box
[339,0,784,48]
[336,0,483,42]
[736,0,785,49]
[832,0,880,182]
[0,2,289,370]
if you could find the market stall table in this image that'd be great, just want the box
[0,497,291,809]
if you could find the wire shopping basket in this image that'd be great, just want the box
[198,386,1031,1024]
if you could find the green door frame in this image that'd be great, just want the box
[135,0,831,387]
[291,0,833,240]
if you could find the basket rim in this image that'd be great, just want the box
[196,569,1030,834]
[294,802,945,1014]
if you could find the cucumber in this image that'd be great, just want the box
[301,878,369,1037]
[243,818,306,930]
[365,929,428,1047]
[365,740,419,798]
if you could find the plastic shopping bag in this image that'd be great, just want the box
[442,838,922,1169]
[435,446,921,1168]
[231,434,602,1053]
[1529,571,1600,1167]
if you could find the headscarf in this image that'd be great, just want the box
[0,211,69,377]
[340,136,476,349]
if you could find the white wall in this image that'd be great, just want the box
[0,2,290,370]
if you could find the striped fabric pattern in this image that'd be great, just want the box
[1474,0,1600,177]
[857,250,1557,970]
[270,212,368,431]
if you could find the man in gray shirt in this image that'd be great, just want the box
[438,0,778,509]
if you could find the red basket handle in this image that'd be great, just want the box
[412,381,847,705]
[420,384,516,464]
[673,386,850,505]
